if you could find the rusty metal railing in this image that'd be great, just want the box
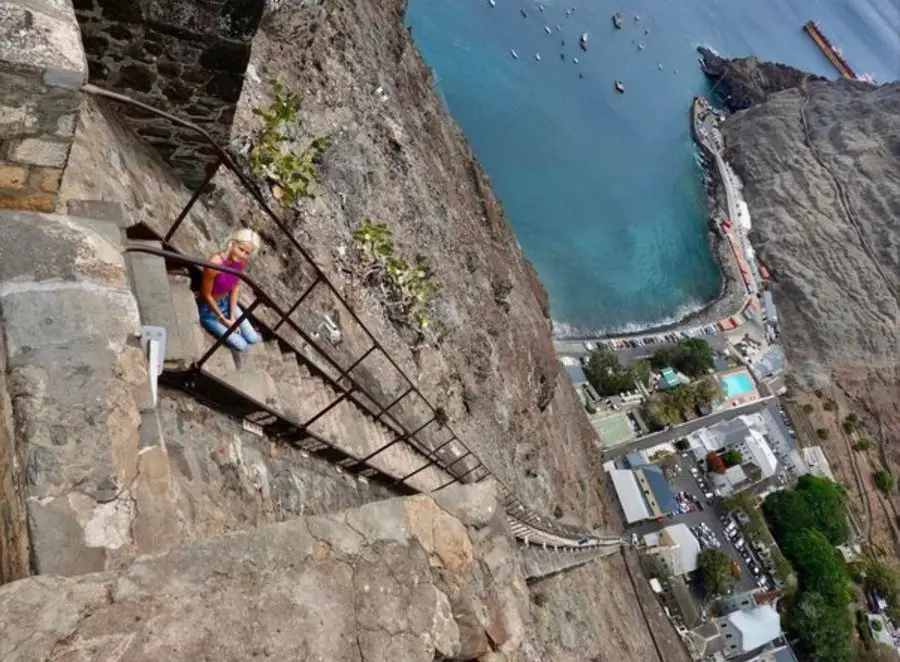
[84,83,607,544]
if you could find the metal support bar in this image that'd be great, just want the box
[195,298,262,368]
[273,276,320,331]
[302,387,354,429]
[336,346,375,384]
[165,160,221,242]
[374,386,414,421]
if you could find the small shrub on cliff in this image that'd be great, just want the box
[351,220,443,339]
[249,78,332,206]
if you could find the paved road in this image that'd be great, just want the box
[555,334,730,362]
[602,396,777,459]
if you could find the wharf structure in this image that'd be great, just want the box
[803,20,858,80]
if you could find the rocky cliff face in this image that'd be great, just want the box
[48,0,687,658]
[710,58,899,460]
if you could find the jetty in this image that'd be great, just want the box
[803,20,858,80]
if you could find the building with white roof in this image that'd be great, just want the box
[644,523,701,576]
[801,446,835,481]
[688,414,778,480]
[741,429,778,478]
[717,604,782,657]
[609,469,652,523]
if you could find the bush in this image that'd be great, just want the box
[872,619,884,632]
[823,399,836,412]
[856,437,873,452]
[816,428,830,440]
[874,469,893,493]
[844,412,861,434]
[802,403,815,415]
[674,438,690,451]
[585,401,597,415]
[814,388,823,398]
[722,449,743,467]
[249,78,332,206]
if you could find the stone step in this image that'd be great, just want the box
[126,240,185,363]
[167,274,204,367]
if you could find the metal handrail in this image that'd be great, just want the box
[88,84,608,547]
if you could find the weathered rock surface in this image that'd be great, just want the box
[709,59,900,469]
[0,487,537,662]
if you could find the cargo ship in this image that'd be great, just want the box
[803,20,858,80]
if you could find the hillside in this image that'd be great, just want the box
[706,55,900,547]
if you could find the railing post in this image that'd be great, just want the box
[195,298,262,368]
[302,387,354,430]
[165,159,221,242]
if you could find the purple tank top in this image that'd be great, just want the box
[211,259,244,297]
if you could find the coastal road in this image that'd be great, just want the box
[555,335,730,362]
[601,395,777,459]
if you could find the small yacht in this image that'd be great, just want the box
[612,12,624,29]
[544,26,552,34]
[535,53,541,61]
[520,8,527,18]
[637,42,645,50]
[614,80,625,93]
[489,0,496,6]
[579,32,588,51]
[573,57,579,64]
[511,49,519,59]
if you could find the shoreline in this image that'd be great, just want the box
[553,100,746,342]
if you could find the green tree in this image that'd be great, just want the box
[763,475,849,546]
[585,400,597,415]
[674,438,690,451]
[650,339,714,378]
[584,347,635,397]
[861,557,900,621]
[823,399,837,412]
[629,359,652,388]
[722,449,743,467]
[802,403,815,415]
[697,549,737,597]
[874,469,893,493]
[783,529,848,600]
[786,592,854,662]
[856,437,874,452]
[816,427,830,440]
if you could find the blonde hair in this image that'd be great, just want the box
[228,228,261,253]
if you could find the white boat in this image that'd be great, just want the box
[511,49,519,59]
[614,80,625,93]
[573,57,579,64]
[638,42,645,50]
[612,12,624,29]
[535,53,541,61]
[545,26,552,34]
[489,0,495,6]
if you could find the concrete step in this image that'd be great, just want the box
[126,240,186,363]
[167,274,204,368]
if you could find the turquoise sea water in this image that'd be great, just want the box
[406,0,899,335]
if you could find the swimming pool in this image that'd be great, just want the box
[721,372,755,398]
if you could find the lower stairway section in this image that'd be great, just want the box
[520,542,623,581]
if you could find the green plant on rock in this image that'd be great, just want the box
[352,220,442,337]
[249,78,332,206]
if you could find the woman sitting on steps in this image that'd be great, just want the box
[197,228,262,352]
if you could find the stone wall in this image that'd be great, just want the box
[0,483,540,661]
[0,0,87,212]
[73,0,266,188]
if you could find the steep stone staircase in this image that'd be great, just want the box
[124,239,624,573]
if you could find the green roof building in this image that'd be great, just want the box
[659,367,680,390]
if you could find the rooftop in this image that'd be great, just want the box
[609,469,652,523]
[659,523,701,575]
[726,605,781,652]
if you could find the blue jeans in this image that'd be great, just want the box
[197,294,260,352]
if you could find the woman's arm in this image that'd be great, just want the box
[229,280,240,322]
[200,255,228,323]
